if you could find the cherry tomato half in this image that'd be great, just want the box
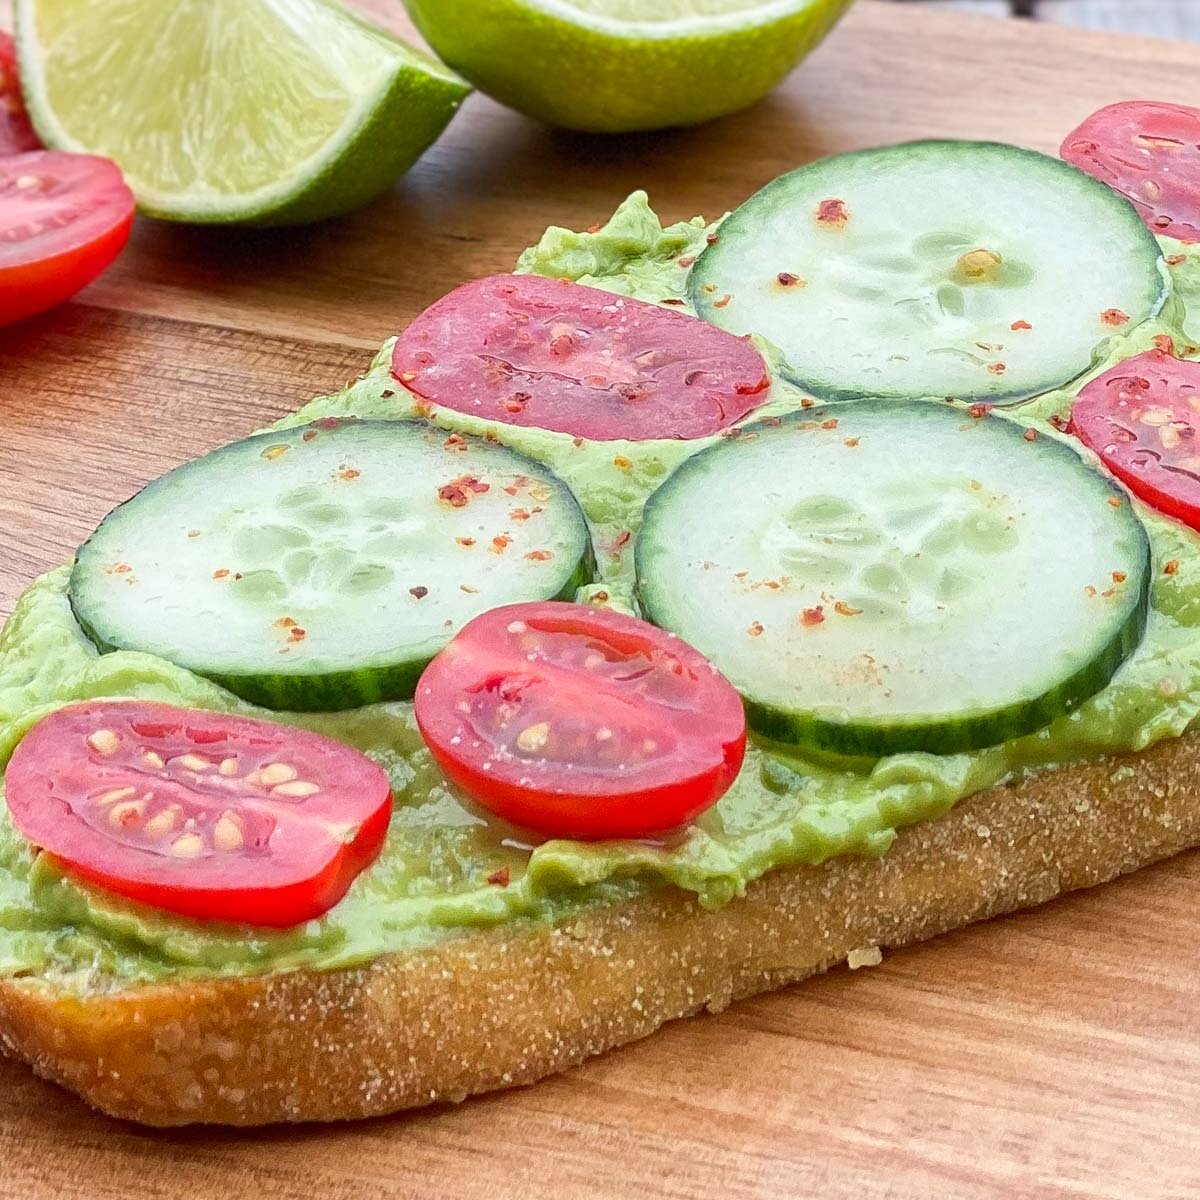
[1061,100,1200,243]
[5,701,393,927]
[392,274,770,442]
[0,31,40,156]
[414,602,747,840]
[1069,348,1200,529]
[0,150,134,327]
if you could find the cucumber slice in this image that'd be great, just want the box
[71,420,591,711]
[635,401,1150,756]
[691,141,1166,404]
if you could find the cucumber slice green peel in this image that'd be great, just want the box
[691,141,1166,405]
[70,420,592,712]
[635,400,1151,758]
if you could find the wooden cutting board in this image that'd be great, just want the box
[3,4,1200,1196]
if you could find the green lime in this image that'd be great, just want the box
[15,0,471,225]
[402,0,854,133]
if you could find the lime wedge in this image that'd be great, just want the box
[403,0,853,133]
[15,0,471,225]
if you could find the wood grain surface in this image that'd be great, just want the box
[3,3,1200,1196]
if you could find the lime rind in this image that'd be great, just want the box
[402,0,852,133]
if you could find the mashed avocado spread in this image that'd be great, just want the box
[4,193,1200,988]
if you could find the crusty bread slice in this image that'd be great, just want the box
[1,731,1197,1127]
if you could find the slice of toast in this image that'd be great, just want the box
[1,730,1197,1127]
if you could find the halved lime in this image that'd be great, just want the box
[403,0,854,133]
[15,0,471,225]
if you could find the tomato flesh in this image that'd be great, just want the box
[1069,348,1200,529]
[4,701,393,927]
[0,32,40,156]
[414,602,747,839]
[0,151,134,327]
[1061,100,1200,243]
[392,274,770,442]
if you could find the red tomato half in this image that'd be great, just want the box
[1061,101,1200,242]
[0,32,40,155]
[414,602,747,840]
[392,274,770,442]
[1069,349,1200,529]
[0,150,134,327]
[5,701,393,927]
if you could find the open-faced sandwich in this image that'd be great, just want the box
[3,101,1200,1126]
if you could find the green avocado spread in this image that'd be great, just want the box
[4,192,1200,990]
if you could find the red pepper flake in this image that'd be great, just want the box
[844,437,860,447]
[314,418,341,430]
[380,389,395,399]
[444,433,468,452]
[490,535,512,555]
[526,550,554,562]
[968,403,990,419]
[678,255,696,269]
[816,198,849,228]
[706,232,720,245]
[409,586,429,599]
[763,417,783,428]
[834,601,863,617]
[1023,428,1038,442]
[504,391,531,415]
[777,272,804,287]
[212,568,230,580]
[1048,413,1069,431]
[1085,585,1098,597]
[1112,571,1128,584]
[1010,319,1033,332]
[713,294,733,309]
[1108,497,1123,509]
[592,590,610,604]
[987,362,1007,376]
[275,616,298,629]
[801,397,816,409]
[460,584,480,594]
[438,474,490,507]
[456,536,476,547]
[337,466,360,481]
[487,866,511,887]
[586,222,603,234]
[1166,559,1181,575]
[747,621,764,638]
[106,563,132,575]
[1166,254,1187,267]
[660,298,686,306]
[289,627,307,642]
[613,455,633,470]
[302,429,318,442]
[609,530,632,557]
[801,605,826,627]
[1100,308,1131,327]
[821,418,839,430]
[510,508,531,521]
[1153,334,1176,356]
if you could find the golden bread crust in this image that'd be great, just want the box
[1,732,1198,1126]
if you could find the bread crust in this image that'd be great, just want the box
[1,732,1198,1127]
